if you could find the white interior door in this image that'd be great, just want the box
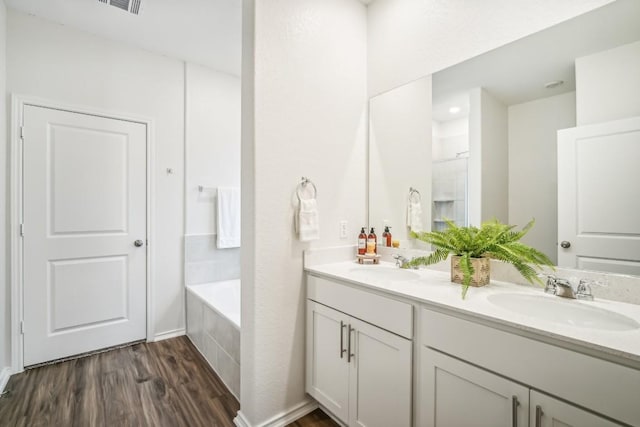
[22,105,147,366]
[557,116,640,275]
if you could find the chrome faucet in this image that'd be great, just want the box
[542,275,594,300]
[553,278,575,299]
[393,254,416,269]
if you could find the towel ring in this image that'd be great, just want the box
[409,187,421,203]
[297,177,317,201]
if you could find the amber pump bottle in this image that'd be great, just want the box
[367,227,377,254]
[357,227,367,255]
[382,226,392,247]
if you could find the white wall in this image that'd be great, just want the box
[184,64,241,287]
[0,0,8,373]
[576,40,640,126]
[240,0,368,424]
[432,116,468,161]
[367,0,614,96]
[185,63,241,236]
[479,89,509,224]
[7,10,185,338]
[468,88,508,225]
[508,92,576,263]
[369,76,432,241]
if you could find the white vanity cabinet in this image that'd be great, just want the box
[419,308,638,427]
[529,390,623,427]
[421,348,529,427]
[422,348,623,427]
[306,275,413,427]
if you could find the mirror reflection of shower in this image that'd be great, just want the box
[432,92,469,231]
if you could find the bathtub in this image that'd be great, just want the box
[186,280,240,399]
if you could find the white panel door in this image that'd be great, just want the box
[557,116,640,275]
[349,317,412,427]
[23,105,147,366]
[306,301,350,422]
[530,390,623,427]
[421,347,529,427]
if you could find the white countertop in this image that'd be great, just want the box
[305,261,640,366]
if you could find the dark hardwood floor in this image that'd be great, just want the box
[0,336,336,427]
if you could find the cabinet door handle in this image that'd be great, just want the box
[347,325,355,363]
[511,396,519,427]
[535,405,543,427]
[339,321,346,358]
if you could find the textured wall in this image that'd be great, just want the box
[367,0,614,96]
[240,0,368,424]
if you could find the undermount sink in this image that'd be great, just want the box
[348,267,420,282]
[487,293,640,331]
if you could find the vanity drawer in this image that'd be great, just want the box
[307,274,413,339]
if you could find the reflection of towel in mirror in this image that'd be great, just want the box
[407,200,423,233]
[217,187,241,248]
[297,198,320,242]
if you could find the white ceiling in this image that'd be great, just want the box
[433,0,640,111]
[4,0,241,76]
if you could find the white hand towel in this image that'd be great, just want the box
[217,187,241,248]
[298,198,320,242]
[407,200,423,233]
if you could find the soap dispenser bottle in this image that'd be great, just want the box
[367,227,377,254]
[382,226,392,247]
[357,227,367,255]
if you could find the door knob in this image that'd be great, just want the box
[134,240,144,247]
[560,241,571,249]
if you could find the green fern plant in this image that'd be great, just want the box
[407,219,554,298]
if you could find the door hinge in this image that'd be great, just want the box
[20,223,24,237]
[20,321,25,334]
[20,126,25,140]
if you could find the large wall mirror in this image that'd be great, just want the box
[368,0,640,275]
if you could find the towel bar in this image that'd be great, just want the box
[297,177,317,201]
[198,185,216,192]
[409,187,421,202]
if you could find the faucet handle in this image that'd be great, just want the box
[538,274,557,294]
[576,279,595,301]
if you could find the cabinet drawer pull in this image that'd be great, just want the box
[347,325,355,363]
[511,396,519,427]
[340,321,346,358]
[535,405,543,427]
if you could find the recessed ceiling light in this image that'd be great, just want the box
[449,106,461,114]
[544,80,564,89]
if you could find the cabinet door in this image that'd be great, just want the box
[421,348,529,427]
[306,301,350,422]
[349,317,412,427]
[530,390,623,427]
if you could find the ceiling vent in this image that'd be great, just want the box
[98,0,142,15]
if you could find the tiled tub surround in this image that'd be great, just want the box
[185,234,241,285]
[186,281,241,399]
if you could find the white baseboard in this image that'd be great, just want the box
[0,367,12,394]
[152,328,186,342]
[233,411,252,427]
[234,399,318,427]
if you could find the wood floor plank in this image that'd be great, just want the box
[0,336,336,427]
